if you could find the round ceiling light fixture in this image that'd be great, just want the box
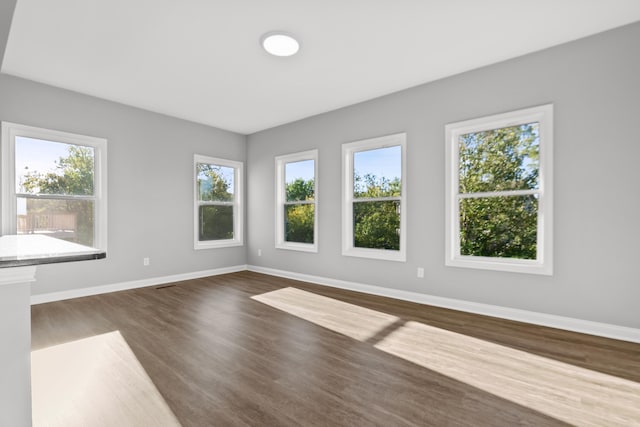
[261,32,300,57]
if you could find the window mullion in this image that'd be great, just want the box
[284,200,315,206]
[198,201,234,206]
[457,189,540,199]
[17,193,96,201]
[353,196,401,203]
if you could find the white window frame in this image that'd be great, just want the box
[445,104,553,275]
[194,154,243,250]
[342,133,407,262]
[275,149,318,252]
[1,122,108,250]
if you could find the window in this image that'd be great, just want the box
[194,155,243,249]
[342,133,406,261]
[445,104,553,275]
[275,150,318,252]
[1,122,107,249]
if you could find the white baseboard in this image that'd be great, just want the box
[247,265,640,344]
[31,263,640,344]
[30,264,248,305]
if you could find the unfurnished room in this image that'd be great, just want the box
[0,1,639,426]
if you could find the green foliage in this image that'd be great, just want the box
[197,164,234,202]
[285,204,314,243]
[199,205,234,240]
[459,123,539,259]
[354,173,400,198]
[460,196,537,259]
[20,146,95,246]
[284,178,315,243]
[197,164,235,240]
[353,173,401,250]
[22,146,94,195]
[354,200,400,250]
[286,178,314,202]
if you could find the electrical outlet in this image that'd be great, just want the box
[143,257,150,266]
[417,267,424,278]
[257,249,262,257]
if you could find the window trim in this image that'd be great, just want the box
[275,149,318,252]
[1,121,108,250]
[193,154,243,250]
[342,133,407,262]
[444,104,553,275]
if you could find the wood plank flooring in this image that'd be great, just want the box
[31,271,640,426]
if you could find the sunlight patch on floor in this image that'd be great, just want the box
[252,287,399,342]
[254,287,640,426]
[31,330,181,427]
[375,320,640,426]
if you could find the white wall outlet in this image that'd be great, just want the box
[417,267,424,278]
[257,249,262,257]
[143,257,150,266]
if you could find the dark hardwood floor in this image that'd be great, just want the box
[31,271,640,426]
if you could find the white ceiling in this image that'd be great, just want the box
[3,1,640,135]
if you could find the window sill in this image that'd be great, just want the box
[276,242,318,253]
[194,240,243,250]
[342,247,406,262]
[446,255,552,275]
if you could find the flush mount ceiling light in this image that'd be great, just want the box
[261,32,300,57]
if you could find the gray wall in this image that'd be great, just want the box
[247,22,640,329]
[0,74,247,295]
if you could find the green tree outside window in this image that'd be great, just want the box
[458,123,539,259]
